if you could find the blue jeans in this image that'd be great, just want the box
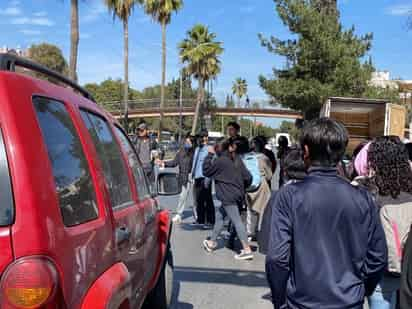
[368,275,399,309]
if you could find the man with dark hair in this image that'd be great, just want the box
[266,118,387,309]
[227,121,241,138]
[191,130,215,227]
[135,122,157,182]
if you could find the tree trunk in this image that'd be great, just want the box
[69,0,79,81]
[191,78,205,135]
[159,21,167,139]
[123,19,129,132]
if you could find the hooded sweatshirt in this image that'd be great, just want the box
[203,152,252,207]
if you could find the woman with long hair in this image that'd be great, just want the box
[367,136,412,309]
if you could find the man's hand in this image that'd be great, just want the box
[208,146,216,154]
[155,159,164,167]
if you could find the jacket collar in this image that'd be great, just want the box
[308,166,338,176]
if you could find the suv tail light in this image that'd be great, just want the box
[1,257,58,308]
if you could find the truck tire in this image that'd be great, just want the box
[144,247,174,309]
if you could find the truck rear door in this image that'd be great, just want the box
[386,103,406,137]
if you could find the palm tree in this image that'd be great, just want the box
[232,78,248,108]
[143,0,183,135]
[69,0,79,81]
[105,0,141,131]
[232,77,248,126]
[179,24,223,135]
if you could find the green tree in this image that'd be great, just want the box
[84,78,142,109]
[259,0,374,117]
[105,0,142,130]
[313,0,338,16]
[69,0,79,81]
[279,120,300,141]
[179,24,224,134]
[232,78,248,108]
[28,43,69,76]
[143,0,183,135]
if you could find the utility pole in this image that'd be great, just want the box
[179,69,183,143]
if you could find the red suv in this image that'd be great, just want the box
[0,54,175,309]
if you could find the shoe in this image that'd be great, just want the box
[172,215,182,224]
[190,221,201,226]
[203,240,217,253]
[202,224,213,230]
[221,230,230,239]
[234,250,253,260]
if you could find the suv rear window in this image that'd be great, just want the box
[0,130,14,226]
[33,97,98,227]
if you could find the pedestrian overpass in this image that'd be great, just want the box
[103,99,303,120]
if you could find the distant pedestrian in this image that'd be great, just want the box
[366,137,412,309]
[191,131,215,227]
[255,135,277,176]
[258,147,306,254]
[202,139,253,260]
[252,136,275,186]
[135,122,157,182]
[227,121,240,139]
[266,118,387,309]
[158,133,195,224]
[234,136,272,240]
[350,142,378,197]
[277,135,290,187]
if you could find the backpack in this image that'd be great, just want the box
[242,152,262,192]
[379,194,412,275]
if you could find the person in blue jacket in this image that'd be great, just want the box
[266,118,388,309]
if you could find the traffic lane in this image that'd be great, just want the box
[158,193,371,309]
[158,194,273,309]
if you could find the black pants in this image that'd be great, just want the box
[194,178,215,224]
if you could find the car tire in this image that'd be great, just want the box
[143,246,174,309]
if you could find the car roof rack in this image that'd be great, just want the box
[0,53,95,102]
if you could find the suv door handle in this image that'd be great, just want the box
[116,227,131,245]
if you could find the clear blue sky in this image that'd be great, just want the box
[1,1,412,105]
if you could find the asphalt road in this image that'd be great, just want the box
[158,193,273,309]
[157,162,369,309]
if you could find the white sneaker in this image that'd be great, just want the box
[234,250,253,261]
[172,215,182,224]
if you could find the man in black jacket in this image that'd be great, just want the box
[202,141,253,260]
[135,122,157,182]
[266,118,387,309]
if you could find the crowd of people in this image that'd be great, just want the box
[135,118,412,309]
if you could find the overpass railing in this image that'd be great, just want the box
[100,99,291,113]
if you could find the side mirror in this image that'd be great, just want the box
[157,172,181,196]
